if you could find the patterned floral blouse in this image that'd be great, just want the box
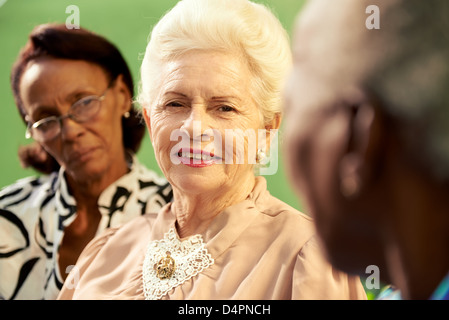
[0,154,172,300]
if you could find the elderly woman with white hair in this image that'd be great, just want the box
[58,0,366,300]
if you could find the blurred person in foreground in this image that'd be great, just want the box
[284,0,449,300]
[58,0,366,300]
[0,24,172,299]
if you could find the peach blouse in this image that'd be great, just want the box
[58,177,366,300]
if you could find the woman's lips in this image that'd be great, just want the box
[177,148,221,167]
[68,147,99,164]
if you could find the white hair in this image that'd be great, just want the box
[138,0,292,125]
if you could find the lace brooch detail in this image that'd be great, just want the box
[142,227,214,300]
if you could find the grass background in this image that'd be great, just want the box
[0,0,305,211]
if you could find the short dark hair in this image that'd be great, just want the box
[11,23,145,174]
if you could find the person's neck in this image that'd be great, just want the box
[65,154,129,215]
[171,174,256,238]
[383,171,449,299]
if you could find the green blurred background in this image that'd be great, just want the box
[0,0,305,211]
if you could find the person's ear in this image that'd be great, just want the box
[142,107,152,140]
[264,113,282,151]
[112,74,132,115]
[339,100,383,199]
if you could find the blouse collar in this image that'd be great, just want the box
[54,152,140,230]
[146,176,269,260]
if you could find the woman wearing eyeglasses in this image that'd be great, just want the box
[0,24,172,300]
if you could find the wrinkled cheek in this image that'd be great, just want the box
[41,141,65,166]
[150,136,168,168]
[221,132,255,165]
[151,129,178,175]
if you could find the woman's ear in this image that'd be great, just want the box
[267,113,282,130]
[264,113,282,151]
[113,74,132,115]
[142,107,152,140]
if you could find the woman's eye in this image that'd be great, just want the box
[218,105,235,112]
[34,113,54,122]
[166,101,184,108]
[72,96,96,110]
[79,97,95,106]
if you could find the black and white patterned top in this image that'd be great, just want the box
[0,154,172,300]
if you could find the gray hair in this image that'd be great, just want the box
[138,0,292,126]
[300,0,449,181]
[366,0,449,182]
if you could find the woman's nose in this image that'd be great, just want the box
[60,116,85,141]
[181,106,211,140]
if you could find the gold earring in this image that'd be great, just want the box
[256,149,267,165]
[123,111,130,118]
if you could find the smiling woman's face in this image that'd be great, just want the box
[19,58,129,183]
[143,51,267,196]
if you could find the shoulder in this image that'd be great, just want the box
[112,213,156,236]
[244,191,318,257]
[97,155,172,218]
[292,235,367,299]
[247,177,321,255]
[256,191,315,236]
[134,160,173,205]
[66,215,149,276]
[252,176,313,223]
[1,174,51,196]
[64,214,154,279]
[132,156,167,186]
[83,213,156,256]
[0,173,58,209]
[261,193,312,221]
[122,155,172,207]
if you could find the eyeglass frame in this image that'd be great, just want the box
[24,86,111,142]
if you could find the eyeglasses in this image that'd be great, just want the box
[25,88,109,142]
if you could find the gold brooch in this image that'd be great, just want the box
[155,252,176,279]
